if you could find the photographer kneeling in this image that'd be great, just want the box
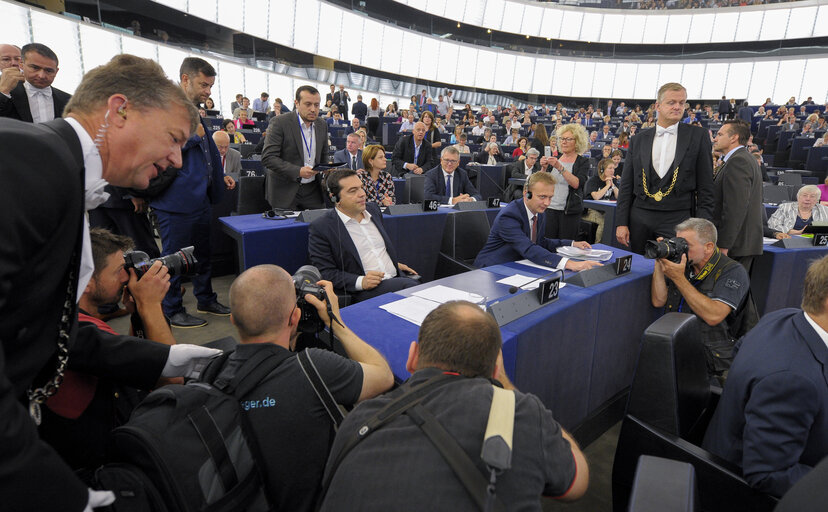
[650,218,755,381]
[226,264,394,511]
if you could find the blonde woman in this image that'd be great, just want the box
[544,123,590,239]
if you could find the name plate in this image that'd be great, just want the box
[487,197,501,208]
[615,255,632,275]
[538,277,561,305]
[814,234,828,247]
[423,199,439,212]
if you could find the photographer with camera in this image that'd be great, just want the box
[225,264,394,510]
[38,229,178,472]
[650,218,755,380]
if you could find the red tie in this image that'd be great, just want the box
[222,155,226,170]
[531,215,538,243]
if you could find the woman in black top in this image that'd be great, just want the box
[545,123,590,239]
[531,124,549,156]
[586,158,620,201]
[421,111,442,161]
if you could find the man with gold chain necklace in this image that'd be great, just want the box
[616,82,714,254]
[651,218,754,381]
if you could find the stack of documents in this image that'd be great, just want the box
[495,274,567,291]
[379,285,486,326]
[556,246,614,261]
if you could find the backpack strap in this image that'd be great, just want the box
[210,347,295,398]
[297,350,346,428]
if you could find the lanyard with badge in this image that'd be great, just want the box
[298,113,313,165]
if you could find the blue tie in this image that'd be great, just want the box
[445,174,452,199]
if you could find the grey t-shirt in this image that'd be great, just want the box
[549,161,572,211]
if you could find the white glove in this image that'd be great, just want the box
[161,344,222,378]
[84,489,115,511]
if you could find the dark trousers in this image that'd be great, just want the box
[154,207,217,315]
[629,205,692,255]
[292,182,325,210]
[353,276,418,303]
[545,209,581,240]
[367,117,379,139]
[339,105,348,121]
[89,207,159,258]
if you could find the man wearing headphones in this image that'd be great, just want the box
[308,169,419,303]
[474,172,602,271]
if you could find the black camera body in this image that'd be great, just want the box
[293,265,327,333]
[644,237,688,264]
[124,246,197,277]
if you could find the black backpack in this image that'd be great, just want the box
[107,348,291,512]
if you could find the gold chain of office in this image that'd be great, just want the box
[641,167,679,202]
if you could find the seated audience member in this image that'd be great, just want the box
[777,113,800,132]
[223,118,247,144]
[449,123,464,144]
[476,127,493,145]
[474,172,600,271]
[39,229,176,472]
[513,137,528,159]
[586,158,619,201]
[227,264,394,510]
[813,131,828,148]
[617,132,629,149]
[391,122,435,177]
[505,148,551,200]
[234,109,255,129]
[610,149,623,167]
[319,301,588,510]
[421,111,442,158]
[474,142,506,165]
[358,145,395,207]
[212,131,241,184]
[230,93,243,113]
[819,177,828,206]
[232,96,253,119]
[703,255,828,498]
[588,130,599,147]
[767,185,828,235]
[327,112,347,127]
[597,124,613,141]
[424,147,481,205]
[252,92,270,113]
[471,119,486,137]
[333,133,363,170]
[398,112,415,132]
[453,132,471,154]
[651,218,754,380]
[345,117,361,135]
[504,128,520,145]
[309,170,419,302]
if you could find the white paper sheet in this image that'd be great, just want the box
[515,259,561,271]
[378,296,442,326]
[496,273,567,290]
[411,285,485,304]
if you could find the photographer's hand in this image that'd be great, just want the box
[659,253,687,282]
[304,280,339,326]
[127,262,176,347]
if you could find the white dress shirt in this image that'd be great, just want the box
[298,113,316,184]
[442,170,455,204]
[64,117,110,302]
[523,203,570,269]
[652,122,678,179]
[336,208,397,290]
[722,145,744,163]
[23,81,55,123]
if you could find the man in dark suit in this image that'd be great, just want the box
[308,169,419,302]
[333,132,363,170]
[711,120,763,271]
[473,141,506,165]
[391,121,435,177]
[474,172,601,271]
[262,85,329,210]
[718,96,731,120]
[616,82,714,255]
[0,43,71,123]
[505,148,550,199]
[151,57,232,328]
[0,54,219,512]
[703,255,828,498]
[333,84,350,121]
[351,94,367,123]
[325,84,335,108]
[737,101,753,123]
[423,146,481,205]
[213,130,242,182]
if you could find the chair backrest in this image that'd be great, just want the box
[627,455,699,512]
[406,174,426,204]
[440,210,491,262]
[762,184,791,204]
[236,176,270,215]
[777,172,802,186]
[626,313,711,444]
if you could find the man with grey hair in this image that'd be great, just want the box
[391,121,434,176]
[424,146,481,205]
[0,42,71,123]
[651,217,754,380]
[227,264,393,509]
[506,148,550,199]
[0,44,22,97]
[474,141,505,165]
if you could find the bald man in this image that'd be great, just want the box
[211,130,240,185]
[391,121,435,176]
[226,264,393,510]
[0,44,23,100]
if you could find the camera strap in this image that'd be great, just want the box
[297,350,345,429]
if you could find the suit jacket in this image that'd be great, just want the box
[702,309,828,497]
[333,149,363,170]
[473,198,570,268]
[506,160,541,199]
[332,91,349,110]
[351,101,367,122]
[474,151,505,165]
[713,147,763,257]
[423,166,481,204]
[0,118,169,512]
[261,111,329,208]
[737,106,753,123]
[718,99,731,117]
[224,147,242,178]
[151,116,225,213]
[616,123,714,226]
[391,134,436,177]
[308,203,401,293]
[0,81,71,122]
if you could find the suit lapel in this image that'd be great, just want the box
[334,213,363,273]
[793,312,828,388]
[51,87,62,119]
[12,83,33,123]
[670,123,691,172]
[639,127,658,185]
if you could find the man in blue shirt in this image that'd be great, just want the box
[252,92,270,114]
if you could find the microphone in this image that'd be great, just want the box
[508,268,564,294]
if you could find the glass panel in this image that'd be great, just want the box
[759,9,788,40]
[500,5,524,34]
[361,19,384,68]
[735,11,763,41]
[612,62,636,99]
[293,0,319,54]
[269,0,294,45]
[642,15,667,45]
[635,63,660,99]
[580,13,603,43]
[621,15,645,44]
[725,62,753,100]
[418,37,439,81]
[572,61,596,98]
[522,5,543,37]
[688,13,714,44]
[711,12,738,43]
[786,6,817,39]
[455,45,478,88]
[680,63,705,99]
[30,11,82,93]
[551,59,575,97]
[437,41,459,85]
[559,11,582,42]
[599,14,623,43]
[244,0,269,39]
[665,14,690,44]
[475,49,497,91]
[339,12,363,64]
[217,0,244,32]
[701,62,728,99]
[592,62,615,98]
[317,4,342,60]
[483,0,505,31]
[493,53,516,92]
[775,59,806,103]
[748,61,778,104]
[80,25,120,74]
[540,8,562,40]
[381,26,404,75]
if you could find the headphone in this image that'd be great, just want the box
[117,99,128,119]
[327,181,341,204]
[525,189,532,199]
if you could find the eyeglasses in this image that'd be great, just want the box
[441,158,459,164]
[559,137,576,143]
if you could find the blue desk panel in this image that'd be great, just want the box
[751,244,828,315]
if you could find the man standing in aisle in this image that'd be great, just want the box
[616,82,714,254]
[150,57,232,328]
[0,43,71,123]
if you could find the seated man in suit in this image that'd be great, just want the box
[212,130,240,185]
[703,255,828,498]
[309,169,419,302]
[333,133,363,170]
[505,148,549,199]
[391,121,435,177]
[474,142,506,165]
[423,146,481,205]
[0,43,71,123]
[474,171,601,271]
